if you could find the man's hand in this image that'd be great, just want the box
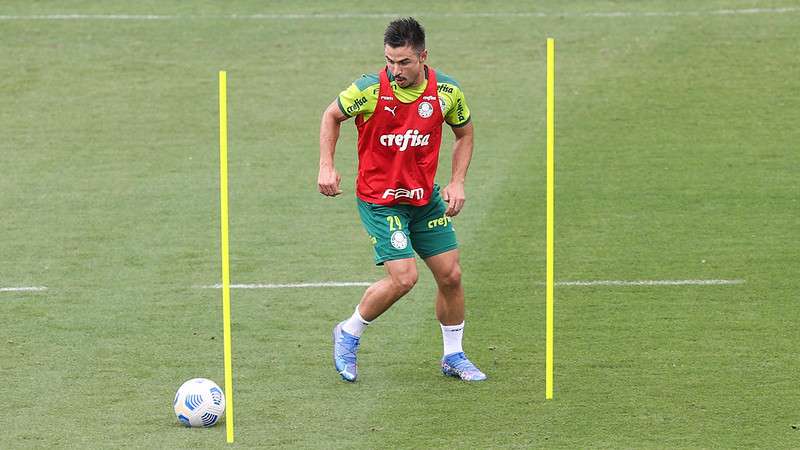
[441,181,465,216]
[318,165,342,197]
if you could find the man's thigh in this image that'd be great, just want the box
[357,198,414,265]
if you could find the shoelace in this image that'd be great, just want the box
[447,353,479,373]
[336,333,360,365]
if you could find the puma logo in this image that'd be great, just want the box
[384,105,397,117]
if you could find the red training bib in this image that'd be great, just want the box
[355,66,444,206]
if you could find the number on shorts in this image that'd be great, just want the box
[386,215,402,231]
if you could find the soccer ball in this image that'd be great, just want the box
[173,378,225,427]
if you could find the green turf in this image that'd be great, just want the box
[1,1,799,448]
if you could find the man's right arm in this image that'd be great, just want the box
[318,100,349,197]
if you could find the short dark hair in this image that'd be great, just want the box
[384,17,426,53]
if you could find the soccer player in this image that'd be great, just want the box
[318,17,486,382]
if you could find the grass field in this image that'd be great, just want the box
[2,1,799,448]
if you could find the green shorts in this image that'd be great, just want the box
[357,184,459,265]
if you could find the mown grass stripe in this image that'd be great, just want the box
[0,8,797,20]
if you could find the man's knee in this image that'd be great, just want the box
[438,263,462,290]
[390,266,418,293]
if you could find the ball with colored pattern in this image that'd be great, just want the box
[173,378,225,427]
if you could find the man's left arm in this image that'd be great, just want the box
[441,122,474,217]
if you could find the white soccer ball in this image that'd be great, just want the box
[173,378,226,427]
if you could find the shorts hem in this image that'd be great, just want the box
[374,254,416,266]
[417,243,459,260]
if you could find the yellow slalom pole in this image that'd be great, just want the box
[545,38,555,400]
[218,70,235,443]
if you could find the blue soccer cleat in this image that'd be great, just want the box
[441,352,487,381]
[333,322,360,382]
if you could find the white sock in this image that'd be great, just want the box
[342,305,370,337]
[440,322,464,356]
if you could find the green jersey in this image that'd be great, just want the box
[337,67,471,127]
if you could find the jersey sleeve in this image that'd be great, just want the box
[436,72,471,128]
[337,74,379,118]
